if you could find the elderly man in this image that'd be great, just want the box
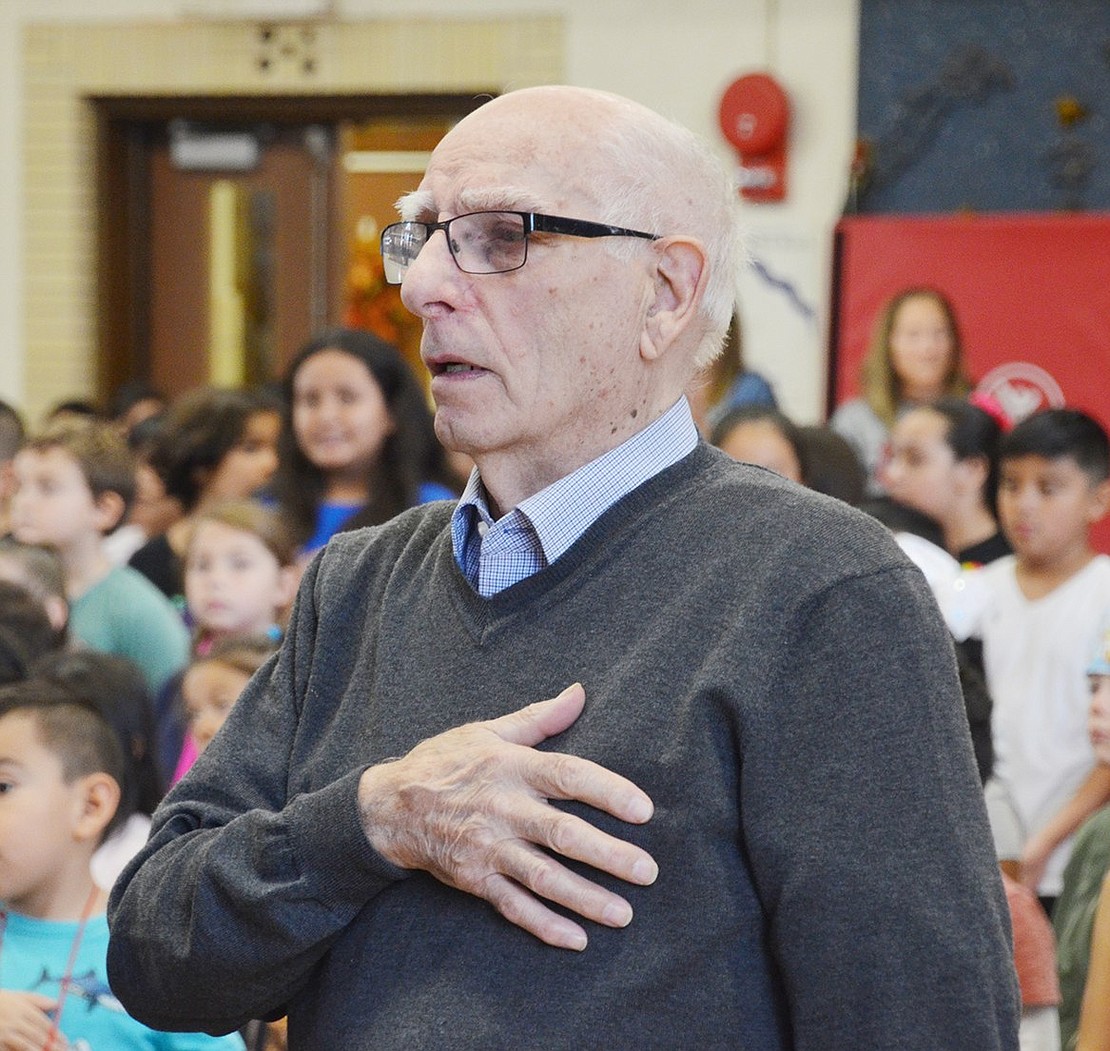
[108,86,1018,1048]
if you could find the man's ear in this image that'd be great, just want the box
[93,490,127,533]
[72,772,121,845]
[641,237,708,362]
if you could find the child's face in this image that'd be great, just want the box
[182,661,252,753]
[717,420,803,483]
[206,410,281,503]
[997,454,1109,567]
[9,447,109,552]
[185,520,291,637]
[1090,674,1110,765]
[0,711,88,916]
[292,349,394,478]
[881,408,963,522]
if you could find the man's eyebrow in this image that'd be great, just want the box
[395,186,550,221]
[456,187,548,214]
[397,190,435,221]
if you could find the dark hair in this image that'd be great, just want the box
[711,405,805,465]
[1000,408,1110,484]
[0,678,129,840]
[272,328,455,545]
[109,381,165,422]
[149,387,260,510]
[25,419,136,528]
[46,398,102,423]
[858,495,946,549]
[925,396,1004,514]
[795,425,866,506]
[33,649,163,819]
[0,581,63,684]
[127,411,167,455]
[0,399,25,462]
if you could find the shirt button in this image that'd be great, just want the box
[477,520,490,537]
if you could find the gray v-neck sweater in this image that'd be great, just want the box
[109,444,1018,1049]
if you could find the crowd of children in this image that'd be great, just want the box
[0,329,462,1049]
[1,305,1108,1048]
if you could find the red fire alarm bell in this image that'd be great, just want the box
[718,73,790,202]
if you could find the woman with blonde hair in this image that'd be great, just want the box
[831,286,972,493]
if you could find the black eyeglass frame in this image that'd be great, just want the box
[380,210,660,282]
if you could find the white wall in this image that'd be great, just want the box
[0,0,859,422]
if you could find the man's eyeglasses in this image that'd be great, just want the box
[380,210,659,284]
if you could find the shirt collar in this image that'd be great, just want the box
[451,396,698,570]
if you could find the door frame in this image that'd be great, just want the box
[92,92,489,400]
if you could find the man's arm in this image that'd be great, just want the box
[740,563,1020,1048]
[108,557,657,1032]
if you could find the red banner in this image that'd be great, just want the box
[830,213,1110,553]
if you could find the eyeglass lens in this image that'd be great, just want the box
[382,212,529,282]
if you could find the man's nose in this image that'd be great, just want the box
[400,229,461,316]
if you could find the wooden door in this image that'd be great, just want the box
[145,123,336,396]
[93,94,487,404]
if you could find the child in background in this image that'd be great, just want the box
[711,405,805,484]
[130,387,280,603]
[9,419,189,693]
[945,408,1110,908]
[184,500,298,655]
[179,634,283,1050]
[270,328,458,555]
[0,582,60,686]
[1054,626,1110,1051]
[0,536,69,644]
[881,394,1011,566]
[0,398,25,537]
[159,501,296,783]
[34,649,164,892]
[0,677,244,1049]
[181,635,279,757]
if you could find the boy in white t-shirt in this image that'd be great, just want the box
[946,408,1110,909]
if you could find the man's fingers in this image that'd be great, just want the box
[508,795,658,886]
[486,682,586,748]
[519,747,654,826]
[479,872,590,951]
[482,684,655,825]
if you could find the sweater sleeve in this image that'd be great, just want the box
[106,550,409,1036]
[738,562,1020,1049]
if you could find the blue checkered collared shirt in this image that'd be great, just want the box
[450,397,700,597]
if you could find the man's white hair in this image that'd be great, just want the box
[585,96,744,369]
